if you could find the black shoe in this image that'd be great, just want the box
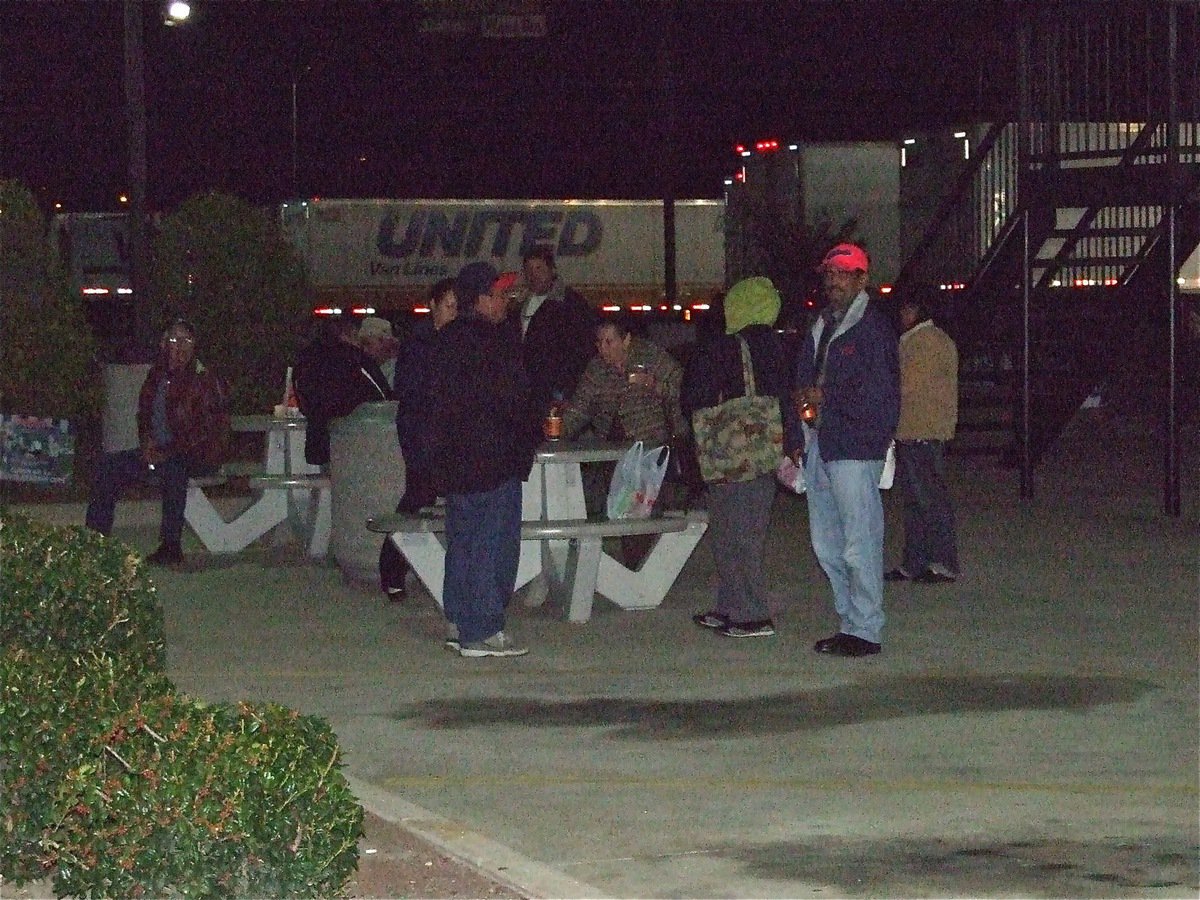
[718,619,775,638]
[914,570,956,584]
[883,567,913,582]
[814,633,881,656]
[145,544,183,566]
[813,633,851,653]
[692,611,729,630]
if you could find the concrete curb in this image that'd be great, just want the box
[347,776,605,900]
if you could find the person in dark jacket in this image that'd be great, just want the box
[784,243,900,657]
[379,278,457,600]
[85,318,230,566]
[681,277,788,638]
[514,245,597,415]
[293,316,392,467]
[429,262,540,657]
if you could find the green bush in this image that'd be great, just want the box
[0,648,175,883]
[0,179,101,426]
[151,192,313,414]
[0,512,165,673]
[48,697,362,899]
[0,513,362,897]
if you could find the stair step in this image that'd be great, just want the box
[1048,226,1156,238]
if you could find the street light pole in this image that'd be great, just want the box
[291,64,311,199]
[123,0,150,356]
[291,77,299,198]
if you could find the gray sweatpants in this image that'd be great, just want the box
[706,474,777,623]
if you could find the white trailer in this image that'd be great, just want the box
[278,198,725,313]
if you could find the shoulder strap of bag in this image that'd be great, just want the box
[736,335,758,398]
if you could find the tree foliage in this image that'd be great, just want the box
[0,179,100,423]
[151,192,312,413]
[725,186,859,329]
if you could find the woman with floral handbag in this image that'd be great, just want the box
[680,277,788,638]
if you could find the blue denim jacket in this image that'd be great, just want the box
[785,292,899,461]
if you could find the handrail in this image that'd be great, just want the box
[1035,122,1165,290]
[894,121,1011,290]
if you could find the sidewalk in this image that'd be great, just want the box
[11,408,1200,898]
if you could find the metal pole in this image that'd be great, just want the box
[658,3,677,307]
[1164,1,1181,516]
[291,78,299,198]
[1017,14,1033,502]
[1020,208,1033,501]
[123,0,150,356]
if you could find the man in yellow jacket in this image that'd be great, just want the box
[885,294,960,584]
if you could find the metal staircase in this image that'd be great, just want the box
[893,3,1199,497]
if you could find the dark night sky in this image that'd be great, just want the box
[1,0,1017,214]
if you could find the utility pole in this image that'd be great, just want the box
[658,1,677,307]
[123,0,151,357]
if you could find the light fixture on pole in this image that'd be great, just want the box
[165,1,190,25]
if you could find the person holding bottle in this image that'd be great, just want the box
[561,315,687,565]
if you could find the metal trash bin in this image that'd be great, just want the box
[101,363,151,453]
[329,401,404,585]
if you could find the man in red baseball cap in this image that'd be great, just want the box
[783,242,900,657]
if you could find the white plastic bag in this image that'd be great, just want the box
[606,441,670,520]
[878,441,897,490]
[775,455,805,494]
[775,441,896,494]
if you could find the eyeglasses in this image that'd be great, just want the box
[166,336,194,345]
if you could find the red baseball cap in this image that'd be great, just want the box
[492,271,521,295]
[819,243,869,273]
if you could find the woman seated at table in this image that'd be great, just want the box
[562,316,688,561]
[562,315,687,451]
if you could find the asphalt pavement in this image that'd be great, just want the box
[13,407,1200,898]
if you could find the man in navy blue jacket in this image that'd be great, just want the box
[785,243,900,657]
[428,263,540,657]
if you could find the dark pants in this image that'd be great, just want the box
[706,474,776,622]
[896,439,959,576]
[85,449,214,548]
[379,467,437,591]
[443,478,522,644]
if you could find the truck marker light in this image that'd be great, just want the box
[82,287,109,295]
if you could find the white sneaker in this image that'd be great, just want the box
[458,630,528,658]
[443,622,460,651]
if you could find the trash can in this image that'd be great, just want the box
[329,401,404,586]
[101,363,151,453]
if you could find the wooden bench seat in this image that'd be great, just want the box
[367,510,707,623]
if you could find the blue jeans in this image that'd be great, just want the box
[804,436,887,644]
[442,478,522,644]
[896,439,959,576]
[84,449,198,547]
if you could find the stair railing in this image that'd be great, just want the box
[894,121,1019,292]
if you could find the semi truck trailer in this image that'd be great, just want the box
[278,197,726,314]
